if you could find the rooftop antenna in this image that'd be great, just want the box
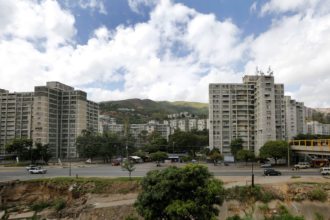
[267,66,273,76]
[255,66,259,76]
[260,69,264,76]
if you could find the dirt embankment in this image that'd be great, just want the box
[0,178,330,220]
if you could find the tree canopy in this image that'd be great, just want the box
[5,137,33,160]
[134,164,224,220]
[236,150,255,165]
[230,138,244,158]
[259,140,291,164]
[149,151,168,165]
[121,161,136,180]
[209,152,223,163]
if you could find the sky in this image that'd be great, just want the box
[0,0,330,108]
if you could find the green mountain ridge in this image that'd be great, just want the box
[99,99,209,124]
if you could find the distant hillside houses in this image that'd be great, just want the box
[118,108,135,111]
[102,118,209,146]
[167,111,191,119]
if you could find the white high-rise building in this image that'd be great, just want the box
[209,73,307,156]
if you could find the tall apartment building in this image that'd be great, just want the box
[307,121,330,135]
[304,107,315,118]
[0,82,99,158]
[209,74,286,156]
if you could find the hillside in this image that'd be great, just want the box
[99,99,209,124]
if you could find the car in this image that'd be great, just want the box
[294,162,309,169]
[26,164,37,171]
[261,163,272,168]
[29,167,47,174]
[112,161,120,166]
[264,169,281,176]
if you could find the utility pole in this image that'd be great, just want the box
[252,160,254,187]
[126,140,129,164]
[69,147,71,177]
[288,144,290,168]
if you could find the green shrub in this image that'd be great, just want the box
[279,205,289,215]
[293,196,302,202]
[4,162,30,167]
[124,215,139,220]
[291,175,301,179]
[308,188,328,202]
[53,199,66,211]
[314,212,324,220]
[226,214,242,220]
[258,204,268,214]
[31,202,53,212]
[260,191,273,203]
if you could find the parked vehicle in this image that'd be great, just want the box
[261,163,272,168]
[112,161,120,166]
[264,169,281,176]
[310,159,329,168]
[319,167,330,175]
[294,162,309,169]
[29,167,47,174]
[26,164,37,171]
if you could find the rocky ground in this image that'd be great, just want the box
[0,176,329,219]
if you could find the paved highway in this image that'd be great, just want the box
[0,163,322,182]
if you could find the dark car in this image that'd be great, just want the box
[264,169,281,176]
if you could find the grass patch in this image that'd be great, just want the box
[53,199,66,211]
[292,196,303,202]
[279,205,290,215]
[257,204,268,214]
[291,175,301,179]
[22,177,143,183]
[31,202,53,212]
[308,188,328,202]
[293,182,329,186]
[4,162,30,167]
[315,212,324,220]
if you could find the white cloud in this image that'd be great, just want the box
[127,0,157,14]
[77,0,107,14]
[250,2,257,14]
[1,0,330,108]
[259,0,329,16]
[246,1,330,107]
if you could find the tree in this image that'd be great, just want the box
[35,143,53,164]
[230,138,244,158]
[203,148,211,156]
[132,151,146,161]
[99,132,120,162]
[209,152,223,163]
[236,150,255,165]
[149,151,168,166]
[76,127,100,161]
[123,114,131,137]
[209,147,220,155]
[149,137,168,153]
[259,140,291,165]
[146,131,161,143]
[121,161,136,180]
[134,164,224,220]
[5,137,33,161]
[168,130,199,157]
[181,155,192,163]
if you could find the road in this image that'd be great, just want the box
[0,163,323,182]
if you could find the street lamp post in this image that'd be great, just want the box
[173,142,175,154]
[288,144,290,168]
[252,160,254,188]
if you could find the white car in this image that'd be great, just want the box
[26,164,37,171]
[29,167,47,174]
[261,163,272,168]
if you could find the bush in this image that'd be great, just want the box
[258,204,268,214]
[314,212,324,220]
[279,205,289,215]
[308,188,328,202]
[31,202,53,212]
[53,199,66,211]
[4,162,30,167]
[125,215,139,220]
[260,191,273,203]
[291,175,301,179]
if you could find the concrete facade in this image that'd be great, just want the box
[307,121,330,135]
[0,82,99,158]
[209,74,308,156]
